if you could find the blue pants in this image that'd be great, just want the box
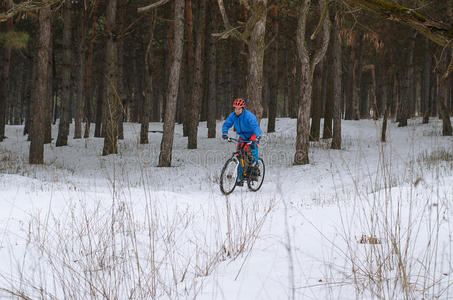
[237,143,258,181]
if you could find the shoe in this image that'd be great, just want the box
[236,180,244,187]
[249,162,260,180]
[250,162,259,173]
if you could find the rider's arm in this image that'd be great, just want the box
[247,112,262,139]
[222,112,235,134]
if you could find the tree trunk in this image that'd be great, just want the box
[20,61,30,127]
[359,73,369,119]
[177,53,185,124]
[375,64,385,118]
[159,0,185,167]
[0,30,11,141]
[381,75,392,142]
[323,42,334,139]
[94,72,104,137]
[267,6,279,133]
[294,0,330,165]
[84,15,98,138]
[207,0,217,139]
[56,0,72,147]
[200,68,208,122]
[289,54,298,119]
[295,63,312,165]
[310,58,323,141]
[331,9,342,150]
[24,54,34,137]
[117,0,126,140]
[11,59,24,125]
[407,35,416,118]
[183,0,193,137]
[102,0,119,155]
[231,39,242,101]
[438,51,453,136]
[44,36,53,144]
[187,0,206,149]
[422,42,431,124]
[397,67,409,127]
[219,44,229,118]
[344,46,353,120]
[390,71,398,120]
[152,75,161,122]
[30,7,51,164]
[161,1,175,124]
[230,2,247,107]
[140,12,156,144]
[284,45,290,117]
[352,31,363,120]
[74,12,85,139]
[370,67,378,120]
[130,48,139,122]
[246,0,266,122]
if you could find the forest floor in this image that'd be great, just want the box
[0,117,452,299]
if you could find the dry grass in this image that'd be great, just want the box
[0,157,274,299]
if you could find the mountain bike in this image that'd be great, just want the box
[220,137,265,195]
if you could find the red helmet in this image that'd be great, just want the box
[233,98,245,108]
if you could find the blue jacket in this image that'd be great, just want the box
[222,109,261,140]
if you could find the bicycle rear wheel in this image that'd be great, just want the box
[220,158,239,195]
[247,158,265,192]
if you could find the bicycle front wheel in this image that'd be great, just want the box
[220,158,239,195]
[247,158,265,192]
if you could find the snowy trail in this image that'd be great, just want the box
[0,118,452,299]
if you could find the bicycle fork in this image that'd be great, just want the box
[239,158,246,178]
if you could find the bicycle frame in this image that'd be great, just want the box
[227,137,254,178]
[220,136,265,194]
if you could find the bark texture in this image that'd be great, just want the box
[294,0,330,165]
[159,0,185,166]
[29,7,51,164]
[102,0,119,155]
[56,0,72,147]
[187,0,206,149]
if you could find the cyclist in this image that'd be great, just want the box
[222,98,261,186]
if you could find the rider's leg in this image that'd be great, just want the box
[236,141,243,182]
[251,143,259,163]
[237,163,243,181]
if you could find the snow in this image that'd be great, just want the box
[0,118,452,299]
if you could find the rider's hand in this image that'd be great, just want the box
[251,136,261,147]
[222,134,228,140]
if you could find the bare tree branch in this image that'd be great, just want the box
[342,0,453,47]
[212,25,242,39]
[296,0,311,67]
[311,0,330,78]
[442,48,453,80]
[137,0,170,14]
[216,0,243,41]
[311,0,328,40]
[0,0,60,22]
[241,1,266,41]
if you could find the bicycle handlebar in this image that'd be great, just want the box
[227,137,253,144]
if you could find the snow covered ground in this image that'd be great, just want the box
[0,118,452,299]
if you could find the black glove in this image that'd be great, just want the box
[222,134,228,140]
